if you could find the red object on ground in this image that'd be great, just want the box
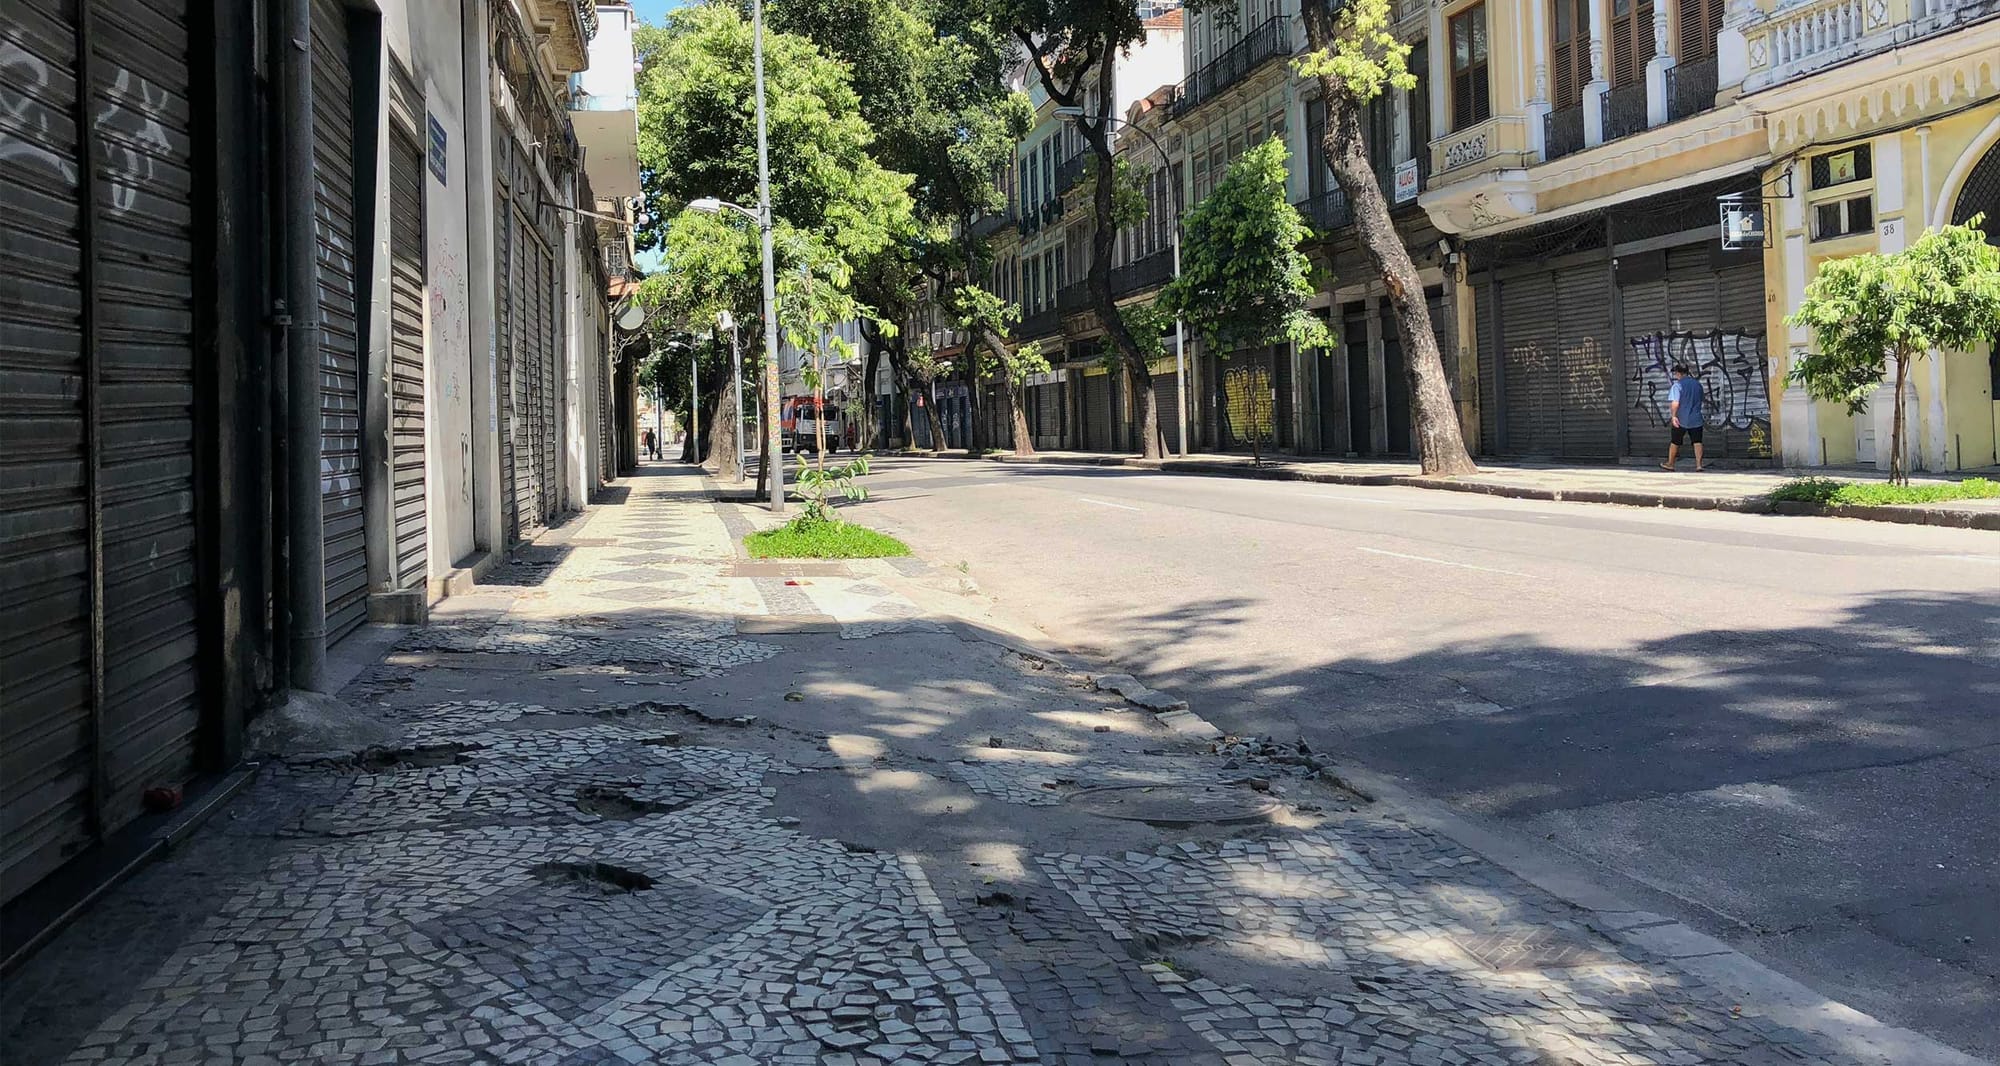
[143,786,183,813]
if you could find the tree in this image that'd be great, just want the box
[1163,138,1332,462]
[1787,218,2000,484]
[633,4,914,487]
[772,0,1031,456]
[905,343,951,449]
[1295,0,1476,475]
[974,0,1172,458]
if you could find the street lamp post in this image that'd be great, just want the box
[1054,106,1187,458]
[686,0,784,512]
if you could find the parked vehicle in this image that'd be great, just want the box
[785,399,846,454]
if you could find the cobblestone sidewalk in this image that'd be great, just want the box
[2,467,1891,1066]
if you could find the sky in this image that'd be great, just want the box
[629,0,686,24]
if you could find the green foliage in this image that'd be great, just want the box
[1786,219,2000,414]
[792,453,874,525]
[1162,138,1334,354]
[634,5,913,339]
[746,517,911,558]
[1770,476,1999,506]
[1292,0,1416,101]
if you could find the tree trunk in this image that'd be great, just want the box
[964,353,987,454]
[1072,52,1160,459]
[1890,349,1909,485]
[858,330,883,452]
[713,359,742,482]
[1303,1,1476,477]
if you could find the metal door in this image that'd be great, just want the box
[311,0,365,640]
[536,232,560,519]
[1150,370,1181,455]
[1082,372,1113,451]
[510,209,540,531]
[494,142,517,544]
[1474,278,1498,454]
[1553,263,1616,457]
[387,124,427,589]
[1344,311,1371,453]
[1621,247,1769,459]
[1032,381,1061,448]
[1498,273,1560,455]
[1,0,205,902]
[1382,301,1411,455]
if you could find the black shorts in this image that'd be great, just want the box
[1672,425,1704,445]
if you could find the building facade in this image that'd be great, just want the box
[0,0,635,924]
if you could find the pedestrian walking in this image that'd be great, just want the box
[640,428,655,461]
[1660,364,1705,472]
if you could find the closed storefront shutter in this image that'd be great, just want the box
[1619,271,1672,457]
[1150,369,1182,455]
[1620,246,1770,459]
[1553,264,1616,457]
[511,211,539,532]
[387,126,428,591]
[537,234,560,518]
[1473,278,1498,454]
[1218,348,1280,451]
[1498,273,1559,455]
[1032,381,1062,448]
[312,0,366,640]
[494,146,517,544]
[1382,302,1411,455]
[1083,372,1113,451]
[2,0,204,902]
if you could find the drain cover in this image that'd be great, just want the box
[1066,784,1278,827]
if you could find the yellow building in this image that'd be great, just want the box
[1417,0,1996,466]
[1743,3,2000,470]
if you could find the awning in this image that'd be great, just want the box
[572,109,640,198]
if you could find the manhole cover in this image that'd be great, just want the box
[1065,784,1278,827]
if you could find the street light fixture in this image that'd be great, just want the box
[1054,105,1188,458]
[684,0,783,512]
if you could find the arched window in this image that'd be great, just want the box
[1949,138,2000,245]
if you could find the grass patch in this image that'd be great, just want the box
[1770,476,2000,507]
[745,518,911,559]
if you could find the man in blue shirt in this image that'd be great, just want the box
[1661,364,1706,471]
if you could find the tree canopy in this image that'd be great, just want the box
[1163,138,1332,355]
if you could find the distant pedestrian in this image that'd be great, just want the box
[640,428,656,461]
[1661,365,1705,472]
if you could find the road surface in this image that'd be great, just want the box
[855,456,2000,1060]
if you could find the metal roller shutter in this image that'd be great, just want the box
[1498,273,1559,455]
[387,125,427,590]
[510,211,537,532]
[1382,304,1411,455]
[493,140,517,544]
[1082,372,1113,451]
[1554,264,1616,457]
[537,235,560,519]
[1473,278,1498,454]
[2,0,204,902]
[1620,272,1673,458]
[1219,348,1278,451]
[311,0,365,641]
[1032,381,1061,448]
[1150,370,1182,455]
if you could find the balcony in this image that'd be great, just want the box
[1057,281,1094,314]
[1543,104,1586,161]
[1742,0,1984,93]
[1054,151,1089,194]
[1170,16,1291,119]
[1601,82,1650,143]
[1017,305,1061,340]
[1112,249,1175,296]
[1295,189,1352,233]
[972,209,1014,238]
[1666,56,1719,122]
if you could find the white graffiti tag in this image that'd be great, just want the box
[2,32,175,217]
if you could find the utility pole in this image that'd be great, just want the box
[753,0,784,513]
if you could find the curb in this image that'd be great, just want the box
[953,452,1995,530]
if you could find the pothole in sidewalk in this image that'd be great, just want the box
[572,785,690,820]
[1065,784,1280,828]
[305,742,480,772]
[528,860,655,894]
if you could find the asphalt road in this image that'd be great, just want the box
[853,456,2000,1060]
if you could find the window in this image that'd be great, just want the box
[1678,0,1725,62]
[1550,0,1590,109]
[1449,4,1491,131]
[1609,0,1658,88]
[602,241,629,277]
[1408,40,1431,170]
[1809,146,1875,241]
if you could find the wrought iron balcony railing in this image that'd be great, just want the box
[1112,249,1175,296]
[1017,305,1061,340]
[1169,16,1290,119]
[1544,103,1586,162]
[1601,81,1650,143]
[1666,56,1719,122]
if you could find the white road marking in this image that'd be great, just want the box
[1355,546,1532,578]
[1078,497,1142,512]
[1940,554,2000,564]
[1313,495,1403,505]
